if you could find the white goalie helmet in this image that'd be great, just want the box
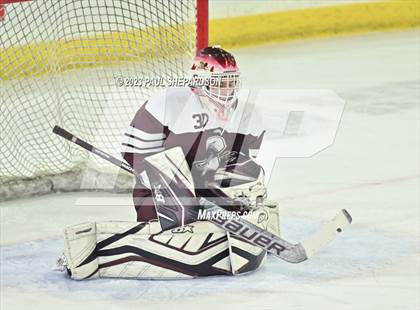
[190,46,241,121]
[210,153,267,208]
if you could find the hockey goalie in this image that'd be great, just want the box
[56,47,282,279]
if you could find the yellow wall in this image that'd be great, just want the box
[1,0,419,81]
[210,0,420,48]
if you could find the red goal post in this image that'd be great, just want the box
[196,0,209,53]
[0,0,29,22]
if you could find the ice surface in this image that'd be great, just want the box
[1,31,419,309]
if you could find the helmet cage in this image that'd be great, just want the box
[194,70,241,119]
[204,71,240,106]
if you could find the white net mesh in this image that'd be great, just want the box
[0,0,199,199]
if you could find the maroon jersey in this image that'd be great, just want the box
[121,87,265,221]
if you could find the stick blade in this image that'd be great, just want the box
[301,209,352,258]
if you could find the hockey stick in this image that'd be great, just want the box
[53,125,352,263]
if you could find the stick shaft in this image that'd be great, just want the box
[53,125,138,178]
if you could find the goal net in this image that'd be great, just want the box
[0,0,208,200]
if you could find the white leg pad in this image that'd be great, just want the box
[63,222,98,280]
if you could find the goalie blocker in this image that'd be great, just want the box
[58,147,280,279]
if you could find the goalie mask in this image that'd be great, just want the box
[191,46,240,121]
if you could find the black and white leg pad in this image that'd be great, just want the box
[59,204,280,280]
